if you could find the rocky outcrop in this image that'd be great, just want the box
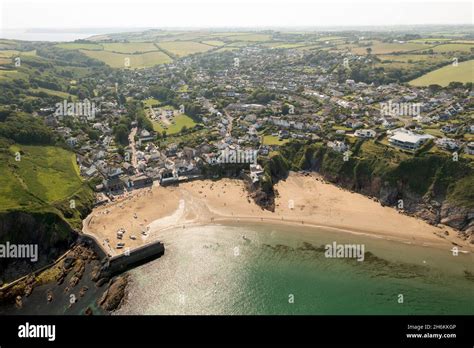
[0,211,78,283]
[0,243,99,304]
[97,275,128,311]
[440,202,474,236]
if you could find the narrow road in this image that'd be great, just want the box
[128,127,139,172]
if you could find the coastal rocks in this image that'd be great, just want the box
[0,211,78,283]
[47,290,53,302]
[440,202,473,232]
[250,187,275,212]
[96,277,110,288]
[414,208,439,226]
[79,286,89,297]
[15,295,22,308]
[63,257,75,270]
[375,182,399,206]
[91,265,102,282]
[98,275,128,311]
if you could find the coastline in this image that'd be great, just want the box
[83,172,472,254]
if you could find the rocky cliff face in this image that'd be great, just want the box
[0,211,77,283]
[257,147,473,242]
[323,174,473,242]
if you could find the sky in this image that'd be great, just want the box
[0,0,472,29]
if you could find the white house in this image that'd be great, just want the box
[466,142,474,155]
[435,138,459,151]
[388,129,434,150]
[354,129,376,138]
[327,140,348,153]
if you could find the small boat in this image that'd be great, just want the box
[130,235,137,240]
[116,243,125,249]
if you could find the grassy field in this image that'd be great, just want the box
[143,98,161,107]
[226,34,272,42]
[351,42,430,55]
[29,87,74,99]
[0,145,83,210]
[0,70,29,80]
[409,59,474,86]
[102,42,159,53]
[0,49,36,58]
[80,49,172,68]
[56,42,103,50]
[156,41,214,57]
[201,40,226,47]
[432,44,474,53]
[262,135,290,146]
[152,114,197,134]
[379,54,447,63]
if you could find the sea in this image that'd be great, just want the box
[114,222,474,315]
[0,29,99,42]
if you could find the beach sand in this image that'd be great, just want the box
[82,172,471,256]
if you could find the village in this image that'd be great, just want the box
[37,44,473,214]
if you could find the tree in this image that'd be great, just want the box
[366,47,372,56]
[113,124,129,146]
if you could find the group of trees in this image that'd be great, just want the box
[0,111,55,145]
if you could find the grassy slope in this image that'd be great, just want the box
[0,145,83,210]
[80,49,172,68]
[409,59,474,86]
[152,114,197,134]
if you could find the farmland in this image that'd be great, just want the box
[151,113,197,134]
[156,41,214,57]
[102,42,159,53]
[80,49,172,68]
[0,145,83,210]
[351,41,430,55]
[409,59,474,86]
[262,135,290,146]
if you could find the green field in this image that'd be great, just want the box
[201,40,226,47]
[102,42,159,53]
[29,87,74,99]
[56,42,103,50]
[151,113,197,135]
[80,49,172,68]
[262,135,289,146]
[0,145,83,210]
[143,98,161,107]
[432,44,474,53]
[409,59,474,86]
[0,70,29,81]
[352,42,430,55]
[0,49,36,58]
[226,34,272,42]
[379,54,446,63]
[156,41,215,57]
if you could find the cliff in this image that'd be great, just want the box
[257,141,474,241]
[0,184,95,284]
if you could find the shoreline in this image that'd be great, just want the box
[83,172,472,255]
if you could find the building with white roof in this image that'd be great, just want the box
[388,129,434,150]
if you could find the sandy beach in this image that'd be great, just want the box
[82,172,471,256]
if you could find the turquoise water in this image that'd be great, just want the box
[115,222,474,315]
